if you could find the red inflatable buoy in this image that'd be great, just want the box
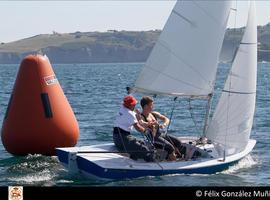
[1,54,79,155]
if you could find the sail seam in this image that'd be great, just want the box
[213,136,251,142]
[192,1,224,26]
[132,86,209,98]
[214,104,253,128]
[211,96,254,126]
[143,63,206,91]
[214,123,251,134]
[222,90,255,94]
[240,42,257,45]
[157,40,212,88]
[172,10,195,27]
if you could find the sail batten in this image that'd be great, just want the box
[132,1,232,97]
[206,1,257,155]
[222,90,255,95]
[172,10,194,26]
[193,1,226,26]
[143,63,206,91]
[129,86,210,99]
[147,39,212,87]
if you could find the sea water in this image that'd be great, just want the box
[0,62,269,186]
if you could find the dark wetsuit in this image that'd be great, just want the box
[141,113,183,155]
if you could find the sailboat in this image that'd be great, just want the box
[56,1,257,180]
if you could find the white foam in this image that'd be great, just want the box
[56,179,74,184]
[222,155,258,174]
[25,154,43,159]
[8,170,54,184]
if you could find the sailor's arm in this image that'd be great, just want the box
[133,122,147,134]
[152,111,170,129]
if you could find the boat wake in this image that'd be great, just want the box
[221,155,258,174]
[3,154,64,186]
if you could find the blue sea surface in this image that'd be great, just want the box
[0,62,269,186]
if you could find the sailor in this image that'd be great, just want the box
[113,95,155,162]
[138,96,184,161]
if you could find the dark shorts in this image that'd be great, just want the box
[113,127,155,162]
[153,132,183,155]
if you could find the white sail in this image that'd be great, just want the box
[131,1,232,97]
[206,2,257,155]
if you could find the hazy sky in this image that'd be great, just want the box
[0,1,269,43]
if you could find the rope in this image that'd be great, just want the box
[160,97,183,158]
[140,129,164,169]
[165,97,178,136]
[188,98,201,137]
[139,129,155,148]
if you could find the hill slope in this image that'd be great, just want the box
[0,24,270,64]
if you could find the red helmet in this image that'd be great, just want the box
[123,96,137,107]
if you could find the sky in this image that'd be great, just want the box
[0,1,269,43]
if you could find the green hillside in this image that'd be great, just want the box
[0,23,270,64]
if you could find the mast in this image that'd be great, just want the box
[202,3,234,138]
[202,93,213,137]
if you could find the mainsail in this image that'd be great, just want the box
[206,2,257,155]
[131,1,232,97]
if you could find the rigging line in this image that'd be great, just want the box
[157,40,212,88]
[188,99,201,137]
[165,97,178,135]
[143,63,206,91]
[162,97,183,158]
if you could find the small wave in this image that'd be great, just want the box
[56,179,74,184]
[7,154,59,174]
[3,154,64,186]
[7,169,54,184]
[222,155,258,174]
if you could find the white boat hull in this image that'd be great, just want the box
[56,137,256,180]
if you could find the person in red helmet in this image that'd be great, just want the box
[113,95,155,162]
